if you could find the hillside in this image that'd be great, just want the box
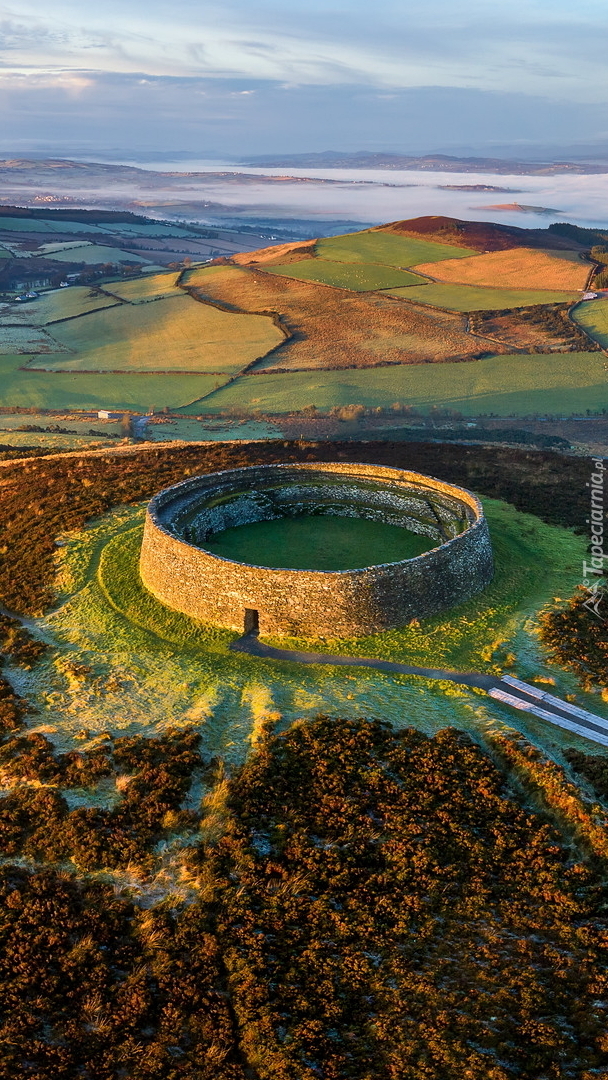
[0,212,604,419]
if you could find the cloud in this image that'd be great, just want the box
[0,0,606,103]
[1,73,607,160]
[0,69,94,94]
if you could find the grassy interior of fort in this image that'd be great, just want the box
[203,514,432,570]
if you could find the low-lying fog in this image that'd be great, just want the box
[107,159,608,229]
[7,157,608,229]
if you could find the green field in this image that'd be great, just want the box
[0,288,121,326]
[384,283,581,311]
[572,299,608,347]
[315,230,479,266]
[22,497,603,760]
[0,218,65,233]
[41,243,153,265]
[101,272,181,303]
[265,259,426,290]
[184,351,607,417]
[27,294,283,373]
[0,353,223,411]
[95,221,199,239]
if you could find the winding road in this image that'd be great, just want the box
[231,631,608,747]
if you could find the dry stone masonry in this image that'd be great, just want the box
[139,462,494,636]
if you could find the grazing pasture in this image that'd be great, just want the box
[571,299,608,348]
[27,294,283,373]
[414,247,590,291]
[265,258,425,290]
[315,229,478,266]
[184,265,502,370]
[189,350,606,416]
[384,283,580,311]
[0,288,121,325]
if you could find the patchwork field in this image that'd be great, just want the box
[265,258,426,290]
[0,287,121,325]
[383,282,581,311]
[0,215,603,419]
[26,294,283,373]
[414,247,591,291]
[190,351,606,416]
[572,298,608,347]
[185,264,503,370]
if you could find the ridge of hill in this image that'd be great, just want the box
[377,215,586,252]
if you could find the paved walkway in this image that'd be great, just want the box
[231,631,608,747]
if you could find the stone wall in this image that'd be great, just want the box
[139,463,494,637]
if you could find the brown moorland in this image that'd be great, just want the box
[413,246,591,291]
[467,304,600,352]
[378,214,587,253]
[184,265,506,371]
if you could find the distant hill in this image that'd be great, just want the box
[241,151,608,175]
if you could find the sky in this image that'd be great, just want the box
[0,0,607,159]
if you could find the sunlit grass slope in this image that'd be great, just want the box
[26,295,283,373]
[414,248,590,291]
[384,283,580,311]
[101,272,182,303]
[572,299,608,348]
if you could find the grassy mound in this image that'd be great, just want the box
[98,525,232,653]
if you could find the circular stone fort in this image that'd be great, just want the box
[139,462,493,637]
